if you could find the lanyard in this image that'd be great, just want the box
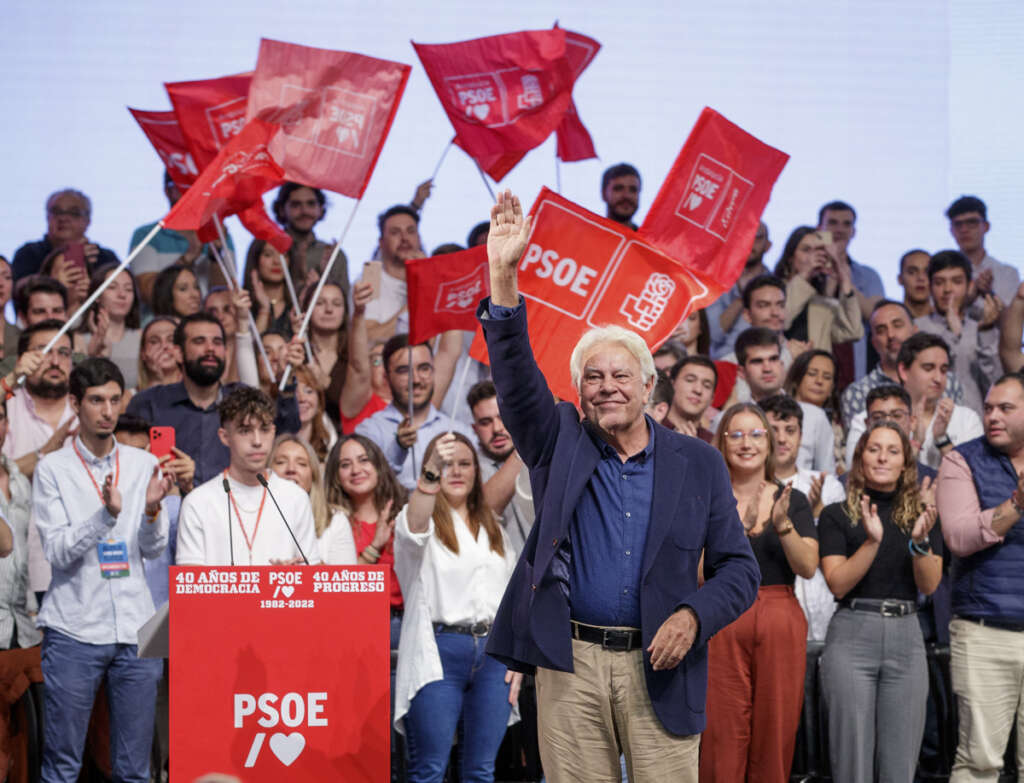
[73,441,119,506]
[224,470,267,559]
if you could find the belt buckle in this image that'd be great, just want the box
[880,600,903,618]
[602,628,632,652]
[470,621,490,637]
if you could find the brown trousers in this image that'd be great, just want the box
[536,636,699,783]
[699,585,807,783]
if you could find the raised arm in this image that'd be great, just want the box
[341,281,375,419]
[1000,282,1024,373]
[487,190,533,307]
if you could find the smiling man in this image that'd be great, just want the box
[271,182,349,299]
[478,190,758,782]
[361,205,426,342]
[665,356,717,441]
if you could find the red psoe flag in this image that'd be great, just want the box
[165,72,253,170]
[406,245,489,344]
[247,38,411,199]
[640,108,789,293]
[555,28,600,162]
[413,30,575,181]
[163,119,285,233]
[128,108,200,189]
[237,202,293,255]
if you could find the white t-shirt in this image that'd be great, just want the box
[177,471,321,566]
[845,404,984,470]
[361,266,408,332]
[318,511,358,565]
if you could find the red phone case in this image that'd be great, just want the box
[150,427,175,459]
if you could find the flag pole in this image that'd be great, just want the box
[408,344,417,478]
[447,349,473,433]
[207,239,277,382]
[279,197,362,391]
[27,220,163,371]
[555,153,562,194]
[474,162,496,201]
[278,252,315,364]
[431,139,455,183]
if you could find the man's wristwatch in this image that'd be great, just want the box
[934,434,952,449]
[421,467,441,484]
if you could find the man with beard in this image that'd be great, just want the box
[707,222,773,355]
[361,206,426,343]
[2,320,77,479]
[355,333,473,490]
[271,182,349,300]
[600,163,641,230]
[127,313,299,485]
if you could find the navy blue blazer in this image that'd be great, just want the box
[480,300,760,736]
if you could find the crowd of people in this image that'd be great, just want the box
[0,166,1022,783]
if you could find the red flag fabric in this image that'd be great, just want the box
[469,189,716,402]
[640,107,789,291]
[555,28,600,162]
[246,38,410,199]
[128,108,200,189]
[406,245,488,344]
[237,202,293,255]
[165,72,253,170]
[163,119,285,233]
[413,30,575,181]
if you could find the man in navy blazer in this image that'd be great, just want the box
[480,191,760,782]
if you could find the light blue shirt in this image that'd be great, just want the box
[355,403,475,490]
[34,437,168,645]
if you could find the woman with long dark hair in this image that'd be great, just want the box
[151,264,201,318]
[819,422,941,782]
[394,431,519,783]
[785,349,846,474]
[73,262,143,387]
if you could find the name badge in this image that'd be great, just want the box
[97,539,129,579]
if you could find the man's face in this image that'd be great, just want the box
[766,412,801,470]
[25,292,66,325]
[930,267,969,316]
[219,415,275,474]
[602,175,640,223]
[898,347,949,403]
[25,331,71,399]
[818,208,855,252]
[378,213,422,265]
[578,341,652,434]
[282,187,323,234]
[386,344,434,412]
[866,397,913,437]
[984,379,1024,453]
[46,193,89,245]
[71,381,122,442]
[671,364,716,419]
[747,222,771,266]
[204,290,237,337]
[949,211,989,255]
[739,344,783,400]
[870,304,916,367]
[897,252,931,306]
[744,285,785,332]
[181,321,226,386]
[262,334,287,378]
[471,396,513,460]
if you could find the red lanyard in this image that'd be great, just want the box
[73,441,119,505]
[224,470,267,555]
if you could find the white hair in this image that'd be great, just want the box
[45,188,91,217]
[569,325,656,389]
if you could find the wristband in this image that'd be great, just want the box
[421,467,441,483]
[776,521,794,537]
[416,479,441,495]
[908,538,932,557]
[934,434,952,449]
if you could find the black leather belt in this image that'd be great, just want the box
[839,598,917,617]
[958,614,1024,632]
[434,621,491,637]
[571,621,642,652]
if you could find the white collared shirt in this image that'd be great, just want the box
[2,388,76,461]
[0,456,40,647]
[34,437,168,645]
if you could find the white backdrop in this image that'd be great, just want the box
[2,0,1021,297]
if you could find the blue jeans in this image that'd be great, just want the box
[41,628,162,783]
[404,630,512,783]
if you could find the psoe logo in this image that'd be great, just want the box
[515,74,544,110]
[675,153,754,241]
[435,265,488,313]
[317,87,376,157]
[234,691,327,768]
[208,146,273,190]
[205,97,249,148]
[620,273,676,332]
[445,73,504,126]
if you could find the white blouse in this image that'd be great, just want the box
[392,504,517,733]
[318,511,358,565]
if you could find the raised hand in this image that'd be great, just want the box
[103,473,122,518]
[369,500,396,550]
[396,416,418,450]
[771,483,793,532]
[351,280,374,317]
[232,288,251,333]
[808,472,826,516]
[860,494,884,543]
[160,448,195,494]
[932,398,954,441]
[487,190,532,277]
[144,464,174,515]
[979,294,1003,329]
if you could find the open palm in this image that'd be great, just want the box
[487,190,532,273]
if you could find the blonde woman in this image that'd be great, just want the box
[269,434,329,536]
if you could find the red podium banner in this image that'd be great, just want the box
[169,565,390,781]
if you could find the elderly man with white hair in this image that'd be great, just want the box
[476,190,759,783]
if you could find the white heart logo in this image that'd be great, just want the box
[471,103,490,121]
[269,732,306,766]
[335,126,351,144]
[281,585,295,598]
[686,193,703,211]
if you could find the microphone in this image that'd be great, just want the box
[222,478,235,567]
[256,473,309,565]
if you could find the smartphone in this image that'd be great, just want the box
[362,260,382,301]
[150,427,176,460]
[63,242,87,272]
[818,230,833,246]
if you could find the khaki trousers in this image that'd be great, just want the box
[535,637,699,783]
[950,617,1024,781]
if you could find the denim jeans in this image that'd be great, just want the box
[404,630,512,783]
[41,628,162,783]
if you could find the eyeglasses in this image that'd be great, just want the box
[48,208,87,219]
[725,429,768,442]
[868,410,909,424]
